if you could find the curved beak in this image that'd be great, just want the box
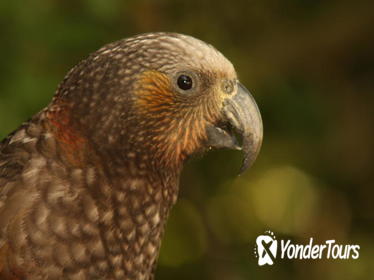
[206,82,263,173]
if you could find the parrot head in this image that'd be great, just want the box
[52,33,263,172]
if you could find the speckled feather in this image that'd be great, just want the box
[0,33,237,280]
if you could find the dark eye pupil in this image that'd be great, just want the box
[177,75,193,90]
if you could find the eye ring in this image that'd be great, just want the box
[177,74,193,91]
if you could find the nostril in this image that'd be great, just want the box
[221,79,234,95]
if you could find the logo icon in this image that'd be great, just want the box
[254,230,277,266]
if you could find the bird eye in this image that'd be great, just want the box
[177,75,193,90]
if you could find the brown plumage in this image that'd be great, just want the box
[0,33,263,279]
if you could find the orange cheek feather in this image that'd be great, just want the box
[134,70,175,112]
[134,71,210,165]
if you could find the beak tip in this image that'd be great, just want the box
[238,134,262,175]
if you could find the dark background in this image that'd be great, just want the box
[0,0,373,279]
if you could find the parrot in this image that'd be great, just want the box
[0,32,263,280]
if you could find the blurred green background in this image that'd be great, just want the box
[0,0,373,279]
